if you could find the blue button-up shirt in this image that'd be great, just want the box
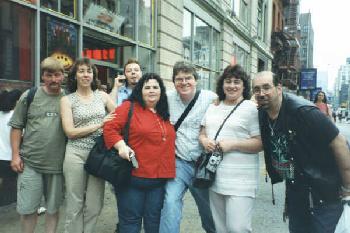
[117,86,132,106]
[167,89,217,161]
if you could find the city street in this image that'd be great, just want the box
[1,121,349,233]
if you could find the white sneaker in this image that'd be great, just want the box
[37,207,46,215]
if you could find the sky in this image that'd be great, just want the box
[300,0,350,89]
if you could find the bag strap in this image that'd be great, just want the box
[24,87,38,127]
[123,101,134,145]
[174,90,200,131]
[213,99,244,140]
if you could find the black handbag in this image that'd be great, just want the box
[193,99,244,189]
[84,102,134,189]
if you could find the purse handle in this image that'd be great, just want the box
[213,99,244,141]
[122,101,134,145]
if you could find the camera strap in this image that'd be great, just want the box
[213,99,244,140]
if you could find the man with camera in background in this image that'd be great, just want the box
[109,58,142,106]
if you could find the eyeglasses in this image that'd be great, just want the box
[253,84,274,94]
[174,76,194,83]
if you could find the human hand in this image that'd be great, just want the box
[201,138,217,152]
[11,154,24,173]
[113,75,126,89]
[102,113,116,125]
[118,145,134,161]
[218,140,232,153]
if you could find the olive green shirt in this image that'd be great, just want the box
[9,87,66,174]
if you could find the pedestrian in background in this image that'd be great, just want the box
[104,73,176,233]
[9,57,66,233]
[160,61,216,233]
[253,71,350,233]
[313,90,334,122]
[0,89,21,205]
[109,58,142,105]
[60,58,115,233]
[199,65,262,233]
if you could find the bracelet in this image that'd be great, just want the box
[341,185,350,193]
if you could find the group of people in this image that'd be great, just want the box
[5,55,350,233]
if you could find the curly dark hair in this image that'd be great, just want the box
[128,73,170,121]
[314,91,328,104]
[66,58,99,93]
[216,64,251,101]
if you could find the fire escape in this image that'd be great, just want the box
[271,0,300,90]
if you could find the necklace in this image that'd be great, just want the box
[268,118,278,137]
[155,115,167,141]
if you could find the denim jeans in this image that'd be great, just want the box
[116,176,166,233]
[159,158,216,233]
[286,182,343,233]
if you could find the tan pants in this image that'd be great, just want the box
[63,145,105,233]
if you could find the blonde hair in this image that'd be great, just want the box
[41,57,64,75]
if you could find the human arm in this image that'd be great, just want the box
[10,128,24,173]
[329,134,350,197]
[109,75,125,104]
[218,135,263,153]
[103,101,133,160]
[60,96,114,139]
[101,91,116,112]
[199,126,217,152]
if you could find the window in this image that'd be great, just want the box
[83,0,135,39]
[182,9,191,62]
[41,16,78,70]
[194,17,210,67]
[233,43,249,72]
[138,47,153,73]
[41,0,75,18]
[138,0,154,45]
[231,0,249,25]
[182,9,220,90]
[0,1,34,87]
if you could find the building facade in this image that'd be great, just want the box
[299,12,314,69]
[270,0,300,91]
[335,58,350,109]
[0,0,273,92]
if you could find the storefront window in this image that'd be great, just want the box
[182,9,191,62]
[194,17,210,68]
[197,68,210,90]
[138,0,153,45]
[138,47,153,73]
[83,0,135,39]
[0,1,34,89]
[212,30,219,70]
[41,16,78,71]
[41,0,75,18]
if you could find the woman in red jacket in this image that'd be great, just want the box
[103,73,175,233]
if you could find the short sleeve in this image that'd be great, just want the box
[246,101,260,137]
[8,90,30,129]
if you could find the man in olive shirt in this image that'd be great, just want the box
[10,57,66,233]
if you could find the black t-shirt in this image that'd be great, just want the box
[264,97,339,181]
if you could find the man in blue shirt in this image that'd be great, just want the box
[109,58,142,106]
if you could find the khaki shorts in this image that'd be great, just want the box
[17,164,63,215]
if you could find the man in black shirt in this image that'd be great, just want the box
[252,71,350,233]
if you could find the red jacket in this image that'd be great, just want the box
[103,101,175,178]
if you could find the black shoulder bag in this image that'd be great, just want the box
[193,99,244,188]
[84,102,134,189]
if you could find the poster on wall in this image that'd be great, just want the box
[300,68,317,90]
[47,18,77,69]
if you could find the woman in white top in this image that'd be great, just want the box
[199,65,262,233]
[0,90,22,204]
